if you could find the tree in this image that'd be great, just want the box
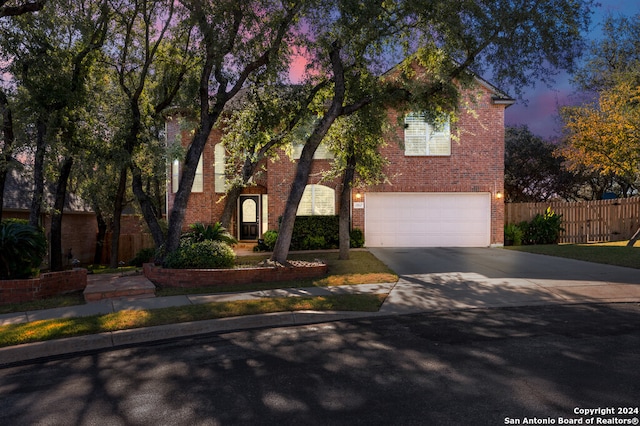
[0,90,15,219]
[0,0,47,217]
[0,0,109,270]
[0,0,46,18]
[505,125,585,202]
[572,14,640,93]
[218,84,326,229]
[158,0,304,258]
[268,0,595,264]
[323,105,389,260]
[559,13,640,192]
[73,70,129,266]
[559,79,640,195]
[559,13,640,245]
[105,0,194,266]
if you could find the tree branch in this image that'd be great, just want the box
[0,0,45,17]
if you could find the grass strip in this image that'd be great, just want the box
[504,243,640,269]
[0,293,386,348]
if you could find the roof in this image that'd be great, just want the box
[3,166,92,214]
[382,53,516,107]
[472,74,515,106]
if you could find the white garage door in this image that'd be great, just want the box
[365,193,491,247]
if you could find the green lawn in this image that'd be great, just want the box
[0,294,387,348]
[3,244,638,347]
[0,250,396,347]
[157,250,398,296]
[504,241,640,269]
[0,250,397,316]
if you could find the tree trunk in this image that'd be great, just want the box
[0,90,14,218]
[338,149,356,260]
[270,111,345,264]
[50,156,73,271]
[220,185,243,229]
[131,165,166,249]
[109,167,127,268]
[164,113,218,255]
[270,42,346,264]
[29,119,47,228]
[94,210,108,265]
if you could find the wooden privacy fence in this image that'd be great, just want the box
[101,233,155,264]
[505,197,640,244]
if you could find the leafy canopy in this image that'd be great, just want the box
[560,14,640,194]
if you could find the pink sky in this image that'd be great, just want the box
[505,0,640,139]
[286,1,638,140]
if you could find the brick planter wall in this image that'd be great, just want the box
[143,263,328,289]
[0,269,88,305]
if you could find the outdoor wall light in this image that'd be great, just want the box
[355,192,362,200]
[496,191,503,199]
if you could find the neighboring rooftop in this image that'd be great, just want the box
[3,165,92,213]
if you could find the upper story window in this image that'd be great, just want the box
[171,159,180,193]
[171,154,204,193]
[404,113,451,156]
[214,143,227,193]
[192,155,204,192]
[291,142,334,160]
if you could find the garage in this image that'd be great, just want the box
[364,192,491,247]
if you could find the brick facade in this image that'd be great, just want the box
[359,86,507,245]
[169,76,509,246]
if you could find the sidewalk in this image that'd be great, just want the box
[1,269,640,366]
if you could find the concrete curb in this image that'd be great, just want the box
[0,310,377,366]
[5,297,640,367]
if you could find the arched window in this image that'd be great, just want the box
[297,184,335,215]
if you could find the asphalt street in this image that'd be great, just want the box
[1,303,639,425]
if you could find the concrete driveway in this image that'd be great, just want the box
[369,247,640,315]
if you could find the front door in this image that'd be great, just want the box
[239,195,260,240]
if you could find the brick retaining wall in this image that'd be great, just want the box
[0,269,88,305]
[143,263,328,288]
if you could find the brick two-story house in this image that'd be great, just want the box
[166,70,513,248]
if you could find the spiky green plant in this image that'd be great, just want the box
[182,222,237,245]
[0,219,48,279]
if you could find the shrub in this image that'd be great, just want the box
[129,247,157,267]
[164,240,236,269]
[0,219,47,279]
[302,235,326,250]
[255,229,278,251]
[182,222,237,245]
[286,215,339,250]
[350,228,365,248]
[522,207,564,245]
[504,223,524,246]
